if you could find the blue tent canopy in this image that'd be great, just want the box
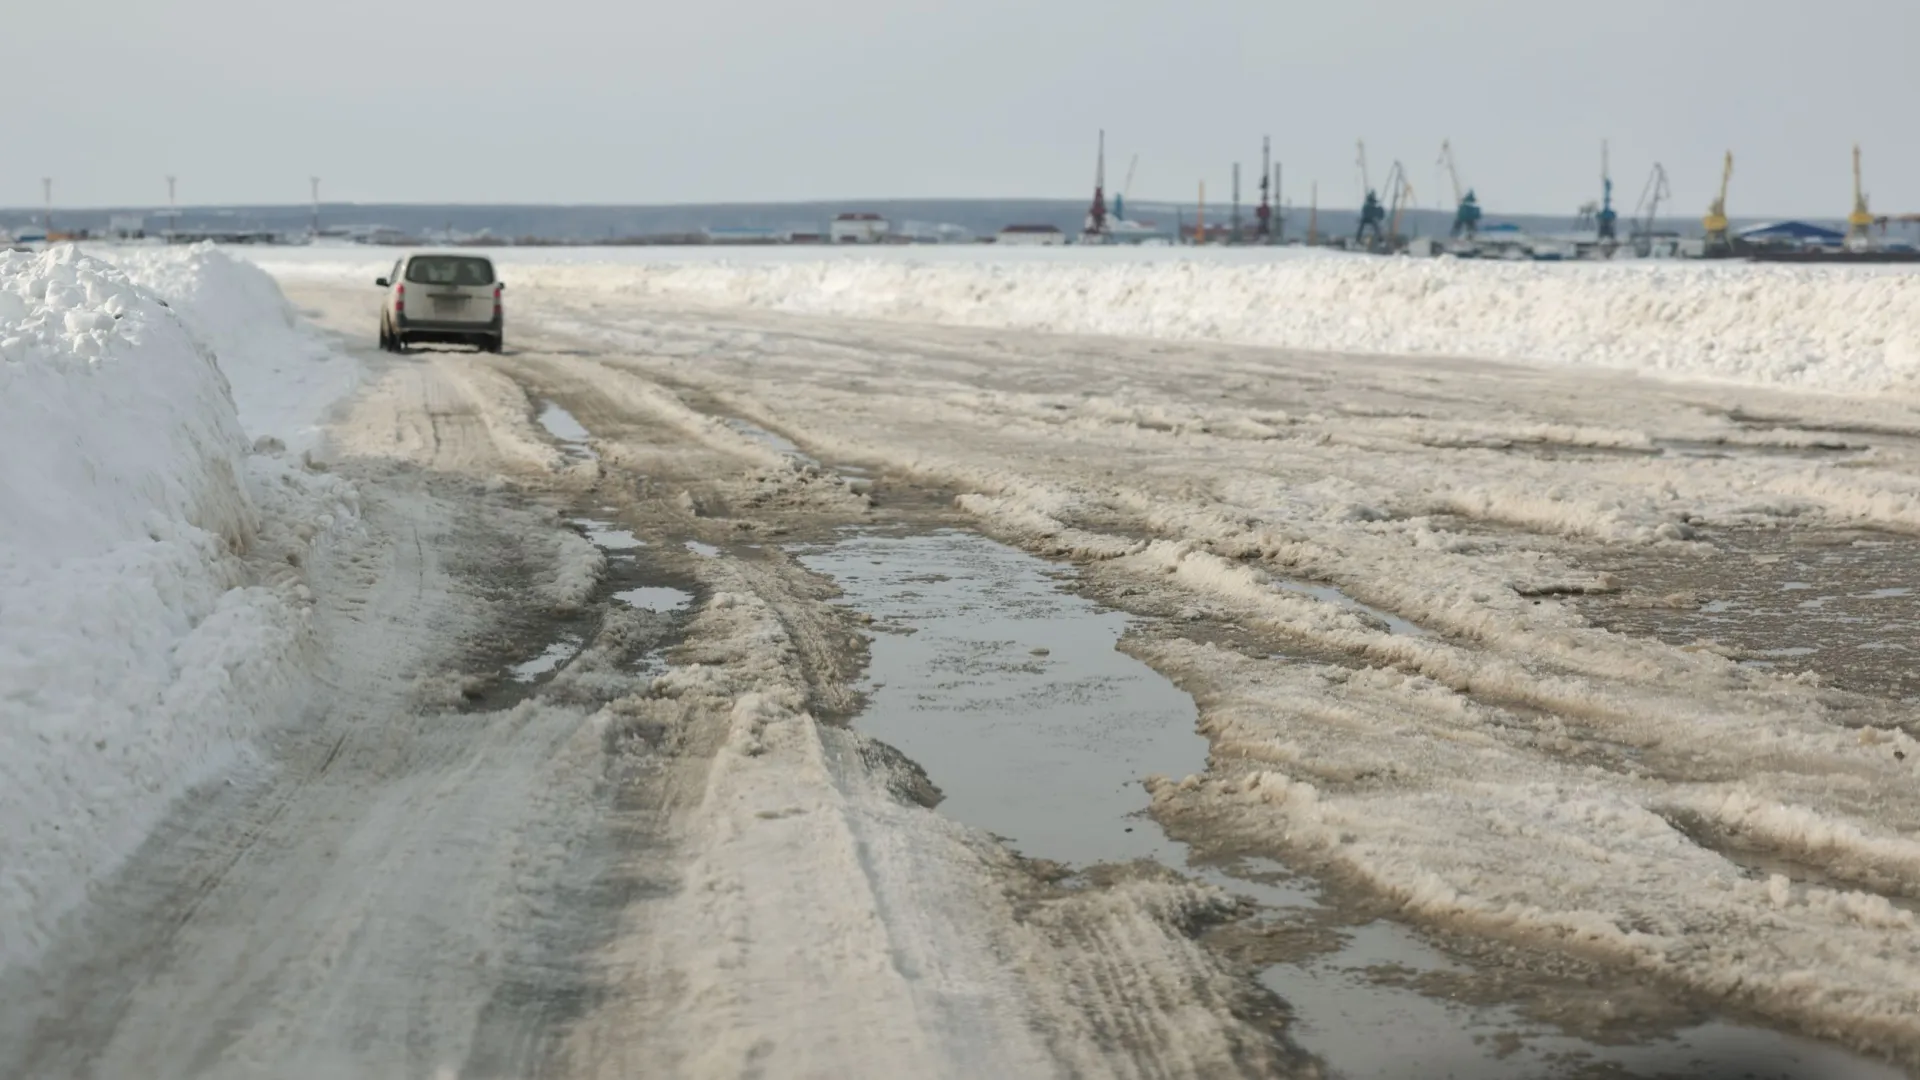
[1739,220,1846,243]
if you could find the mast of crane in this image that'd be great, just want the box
[1848,143,1874,247]
[1274,163,1284,244]
[1356,140,1371,200]
[1085,130,1108,239]
[1231,162,1242,242]
[1385,161,1415,244]
[1596,140,1618,242]
[1703,151,1733,251]
[1438,139,1463,205]
[1439,139,1479,239]
[1257,136,1272,242]
[1631,163,1671,254]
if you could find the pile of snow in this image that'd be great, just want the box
[0,247,355,973]
[107,245,357,452]
[500,249,1920,394]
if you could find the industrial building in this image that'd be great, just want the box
[996,224,1065,246]
[830,213,891,244]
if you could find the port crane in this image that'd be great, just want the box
[1383,160,1416,247]
[1438,139,1481,238]
[1084,129,1109,240]
[1113,153,1139,221]
[1703,151,1733,253]
[1847,143,1874,248]
[1355,140,1386,247]
[1597,140,1618,243]
[1630,163,1671,256]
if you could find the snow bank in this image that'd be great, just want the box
[0,247,354,972]
[510,250,1920,394]
[108,244,357,451]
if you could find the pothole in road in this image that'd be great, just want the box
[794,528,1892,1078]
[614,587,693,614]
[570,518,643,554]
[537,399,598,461]
[1274,579,1430,637]
[495,511,696,692]
[721,417,817,466]
[797,528,1201,867]
[510,636,584,683]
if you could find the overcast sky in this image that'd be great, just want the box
[9,0,1919,216]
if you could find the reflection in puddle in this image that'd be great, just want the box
[722,417,816,464]
[614,586,693,613]
[685,540,720,558]
[1266,931,1902,1080]
[798,529,1200,866]
[537,399,597,460]
[571,518,643,552]
[510,636,582,683]
[1276,580,1429,636]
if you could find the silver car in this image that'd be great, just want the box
[377,253,504,353]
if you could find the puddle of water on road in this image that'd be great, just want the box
[1275,580,1430,636]
[1265,941,1903,1080]
[1654,438,1863,461]
[570,519,644,553]
[798,529,1198,867]
[796,528,1896,1078]
[721,417,817,464]
[613,586,694,614]
[684,540,720,558]
[536,400,598,460]
[510,636,583,683]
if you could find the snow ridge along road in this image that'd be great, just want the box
[261,246,1920,393]
[0,247,359,978]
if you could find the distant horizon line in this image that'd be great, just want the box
[0,196,1852,222]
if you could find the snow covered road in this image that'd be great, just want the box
[453,252,1920,1074]
[10,244,1920,1078]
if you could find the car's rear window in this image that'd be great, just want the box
[405,255,496,286]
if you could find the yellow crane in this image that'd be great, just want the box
[1703,151,1733,251]
[1848,143,1875,246]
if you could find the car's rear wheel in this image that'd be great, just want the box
[378,319,393,352]
[483,334,503,354]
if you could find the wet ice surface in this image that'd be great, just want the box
[536,399,597,460]
[1580,528,1920,701]
[798,529,1200,866]
[800,527,1903,1079]
[510,636,582,683]
[614,586,694,613]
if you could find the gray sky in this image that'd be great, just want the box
[9,0,1920,216]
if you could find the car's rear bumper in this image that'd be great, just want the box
[396,315,501,342]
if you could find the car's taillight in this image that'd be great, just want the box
[394,283,405,314]
[492,285,502,317]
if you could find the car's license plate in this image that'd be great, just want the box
[432,297,467,314]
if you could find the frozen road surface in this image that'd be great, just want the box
[7,244,1920,1078]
